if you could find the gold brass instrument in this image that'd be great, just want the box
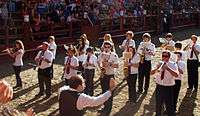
[159,37,174,51]
[123,52,132,77]
[183,42,191,51]
[139,43,147,64]
[100,52,111,76]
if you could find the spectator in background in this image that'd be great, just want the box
[0,2,8,29]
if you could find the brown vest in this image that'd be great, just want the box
[59,90,83,116]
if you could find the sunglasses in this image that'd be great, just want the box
[162,55,169,58]
[104,46,111,48]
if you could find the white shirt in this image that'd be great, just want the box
[176,60,186,80]
[167,40,175,47]
[82,54,98,69]
[121,39,135,51]
[59,86,111,110]
[174,50,187,61]
[35,50,53,69]
[77,45,89,62]
[130,53,140,74]
[64,56,79,79]
[137,42,155,61]
[187,43,200,60]
[13,49,24,66]
[98,52,119,75]
[154,61,178,86]
[49,42,57,59]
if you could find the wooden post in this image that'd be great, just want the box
[69,22,73,37]
[5,26,9,47]
[120,16,124,33]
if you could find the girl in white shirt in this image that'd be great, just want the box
[126,46,140,103]
[77,34,89,72]
[7,40,24,89]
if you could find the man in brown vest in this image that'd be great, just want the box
[59,75,116,116]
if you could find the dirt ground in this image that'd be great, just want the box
[1,28,200,116]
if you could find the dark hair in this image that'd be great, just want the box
[175,42,182,49]
[67,45,77,55]
[174,52,182,57]
[68,76,83,89]
[86,47,94,53]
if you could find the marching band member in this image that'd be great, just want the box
[77,34,90,72]
[34,42,53,98]
[161,33,175,51]
[101,34,115,52]
[119,31,135,51]
[186,35,200,92]
[98,41,119,115]
[64,45,79,85]
[59,75,116,116]
[125,46,140,103]
[137,33,155,93]
[174,42,186,61]
[6,40,24,89]
[151,50,179,116]
[48,36,57,78]
[82,47,98,96]
[173,52,186,112]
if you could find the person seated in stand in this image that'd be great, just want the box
[59,75,116,116]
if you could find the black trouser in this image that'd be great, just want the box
[13,65,22,86]
[84,69,95,96]
[174,80,181,111]
[100,74,114,114]
[38,68,52,95]
[126,74,137,102]
[138,60,151,92]
[156,84,175,116]
[51,60,54,78]
[187,60,199,90]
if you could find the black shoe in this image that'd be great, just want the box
[45,94,52,98]
[13,85,22,89]
[137,90,143,94]
[187,88,193,90]
[35,93,44,97]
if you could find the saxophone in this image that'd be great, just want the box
[100,52,111,76]
[140,44,146,64]
[123,52,132,77]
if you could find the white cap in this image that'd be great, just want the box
[143,33,151,38]
[42,42,50,46]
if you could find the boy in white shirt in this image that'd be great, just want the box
[64,45,79,85]
[151,50,179,116]
[137,33,155,93]
[98,41,119,115]
[35,42,53,98]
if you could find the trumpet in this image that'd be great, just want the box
[183,42,191,51]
